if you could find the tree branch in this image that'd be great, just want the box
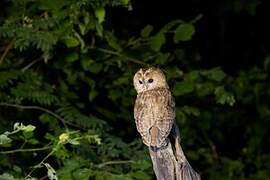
[0,146,51,154]
[95,47,148,65]
[22,57,42,72]
[0,39,15,65]
[0,103,72,129]
[97,160,134,168]
[24,146,56,179]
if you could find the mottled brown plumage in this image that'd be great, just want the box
[133,67,175,148]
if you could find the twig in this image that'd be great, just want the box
[97,160,134,168]
[0,146,51,154]
[73,29,85,50]
[24,147,56,179]
[22,58,42,72]
[95,47,148,65]
[0,39,15,65]
[0,103,89,130]
[39,175,48,180]
[19,140,27,149]
[200,129,219,160]
[190,14,203,24]
[0,103,70,129]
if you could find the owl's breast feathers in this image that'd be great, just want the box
[134,88,175,148]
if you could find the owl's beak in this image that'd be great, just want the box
[142,80,148,90]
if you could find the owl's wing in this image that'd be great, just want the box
[134,89,175,148]
[151,90,175,148]
[134,97,149,144]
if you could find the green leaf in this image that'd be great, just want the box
[174,23,195,42]
[81,59,94,71]
[155,53,170,65]
[28,138,39,144]
[215,86,235,106]
[131,160,152,171]
[65,52,79,62]
[105,32,122,51]
[263,55,270,71]
[73,168,91,180]
[13,123,36,132]
[246,2,257,16]
[23,131,34,139]
[121,0,130,5]
[0,173,18,180]
[0,134,12,145]
[165,67,184,79]
[44,163,58,180]
[203,67,226,82]
[95,7,106,24]
[79,24,86,35]
[63,36,80,47]
[184,70,201,82]
[89,90,98,102]
[141,25,153,38]
[22,125,36,132]
[196,82,214,97]
[176,110,187,124]
[68,139,80,145]
[96,23,104,37]
[88,63,103,74]
[182,106,200,117]
[149,32,166,51]
[173,82,195,96]
[129,171,151,180]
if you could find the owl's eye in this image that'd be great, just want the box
[139,80,143,84]
[148,79,154,83]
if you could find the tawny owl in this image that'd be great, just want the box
[133,67,175,149]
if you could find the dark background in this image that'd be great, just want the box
[110,0,270,71]
[0,0,270,179]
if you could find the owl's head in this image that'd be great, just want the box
[133,67,169,93]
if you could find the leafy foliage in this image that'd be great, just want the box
[0,0,269,179]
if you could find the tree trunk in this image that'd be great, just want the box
[149,124,201,180]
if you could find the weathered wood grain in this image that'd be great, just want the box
[149,124,201,180]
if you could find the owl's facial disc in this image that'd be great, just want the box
[138,77,155,91]
[133,67,169,93]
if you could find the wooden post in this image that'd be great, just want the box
[149,124,201,180]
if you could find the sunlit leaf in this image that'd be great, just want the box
[95,7,106,24]
[44,163,58,180]
[121,0,130,5]
[22,125,36,132]
[68,139,80,145]
[0,134,12,145]
[0,173,18,180]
